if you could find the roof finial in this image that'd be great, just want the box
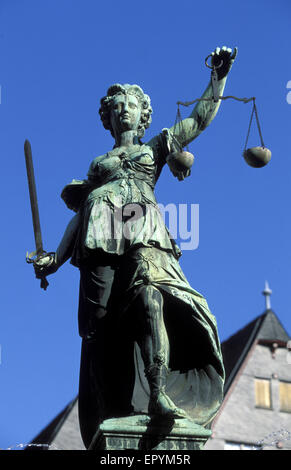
[262,281,272,310]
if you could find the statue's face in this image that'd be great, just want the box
[110,93,141,137]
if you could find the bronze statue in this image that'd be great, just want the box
[33,46,237,448]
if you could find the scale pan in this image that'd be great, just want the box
[166,151,194,171]
[243,146,271,168]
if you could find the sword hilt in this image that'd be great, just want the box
[26,250,53,290]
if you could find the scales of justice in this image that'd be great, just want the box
[23,46,272,450]
[172,51,271,173]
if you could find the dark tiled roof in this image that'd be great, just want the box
[257,310,290,343]
[221,310,290,394]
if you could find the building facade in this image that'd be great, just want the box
[205,309,291,450]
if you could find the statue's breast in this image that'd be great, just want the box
[88,145,155,182]
[125,145,155,164]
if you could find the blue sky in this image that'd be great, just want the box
[0,0,290,450]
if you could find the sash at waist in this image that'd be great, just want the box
[101,171,155,190]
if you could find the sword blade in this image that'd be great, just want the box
[24,139,44,256]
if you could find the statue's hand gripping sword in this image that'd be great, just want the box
[24,140,51,290]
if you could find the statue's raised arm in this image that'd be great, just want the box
[148,46,237,164]
[169,46,238,147]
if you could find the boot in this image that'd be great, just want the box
[145,359,188,419]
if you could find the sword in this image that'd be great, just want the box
[24,139,49,290]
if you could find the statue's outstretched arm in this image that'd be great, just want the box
[33,212,80,279]
[169,46,238,147]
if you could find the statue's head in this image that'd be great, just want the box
[99,84,152,139]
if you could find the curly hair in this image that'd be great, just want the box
[99,84,153,139]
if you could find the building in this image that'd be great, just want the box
[28,283,291,451]
[205,283,291,450]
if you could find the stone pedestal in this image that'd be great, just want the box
[89,415,211,450]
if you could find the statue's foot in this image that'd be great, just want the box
[148,391,188,419]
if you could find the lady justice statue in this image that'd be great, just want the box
[33,46,237,448]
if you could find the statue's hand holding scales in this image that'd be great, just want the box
[173,46,270,169]
[210,46,238,79]
[166,46,238,180]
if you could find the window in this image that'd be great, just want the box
[279,382,291,413]
[254,378,271,409]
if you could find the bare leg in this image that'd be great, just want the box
[135,285,187,419]
[136,285,169,368]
